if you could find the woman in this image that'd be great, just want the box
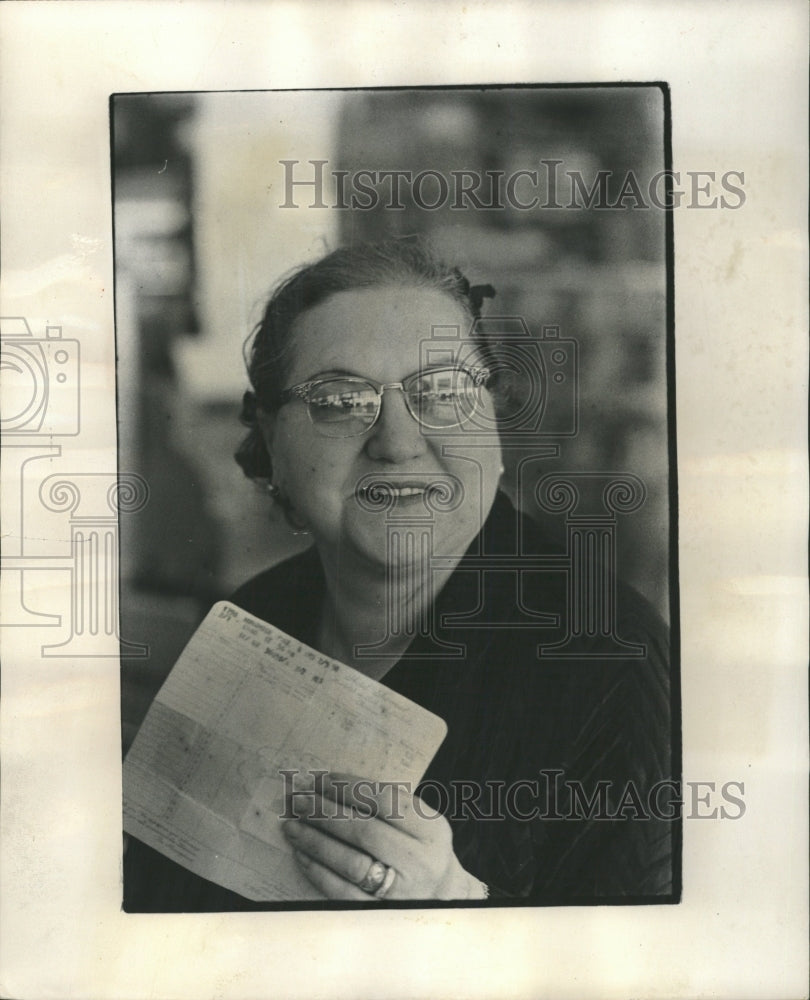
[124,238,675,909]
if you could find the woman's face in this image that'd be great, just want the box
[258,285,503,571]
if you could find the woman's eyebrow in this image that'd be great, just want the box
[300,362,467,383]
[302,367,363,381]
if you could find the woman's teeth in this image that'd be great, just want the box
[388,486,425,497]
[358,484,430,499]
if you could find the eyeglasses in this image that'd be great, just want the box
[278,365,490,438]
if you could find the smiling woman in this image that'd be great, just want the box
[123,237,676,909]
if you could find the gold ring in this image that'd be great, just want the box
[374,865,396,900]
[357,859,387,893]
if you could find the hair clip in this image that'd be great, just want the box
[469,283,497,314]
[455,270,497,317]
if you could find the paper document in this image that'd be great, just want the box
[123,601,448,901]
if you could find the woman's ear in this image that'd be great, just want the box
[255,408,276,456]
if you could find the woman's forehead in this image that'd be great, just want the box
[286,285,478,379]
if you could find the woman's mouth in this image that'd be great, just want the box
[354,474,464,512]
[378,485,426,499]
[356,482,431,505]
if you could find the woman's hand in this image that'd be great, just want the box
[281,771,486,901]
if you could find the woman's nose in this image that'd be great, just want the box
[363,387,428,463]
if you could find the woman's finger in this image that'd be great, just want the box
[283,818,379,887]
[292,787,453,892]
[291,806,420,871]
[291,850,375,901]
[320,772,444,841]
[282,771,459,898]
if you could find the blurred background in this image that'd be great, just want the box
[113,88,671,748]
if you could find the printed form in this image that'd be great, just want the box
[123,602,448,901]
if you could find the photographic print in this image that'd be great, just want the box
[113,87,681,911]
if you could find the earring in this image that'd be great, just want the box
[499,464,505,476]
[266,483,281,500]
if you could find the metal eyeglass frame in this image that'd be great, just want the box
[278,364,491,436]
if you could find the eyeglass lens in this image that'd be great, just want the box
[306,369,482,437]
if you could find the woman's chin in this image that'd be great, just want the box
[333,508,479,574]
[341,526,417,572]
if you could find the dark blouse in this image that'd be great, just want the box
[124,492,678,910]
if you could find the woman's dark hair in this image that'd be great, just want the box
[235,236,496,481]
